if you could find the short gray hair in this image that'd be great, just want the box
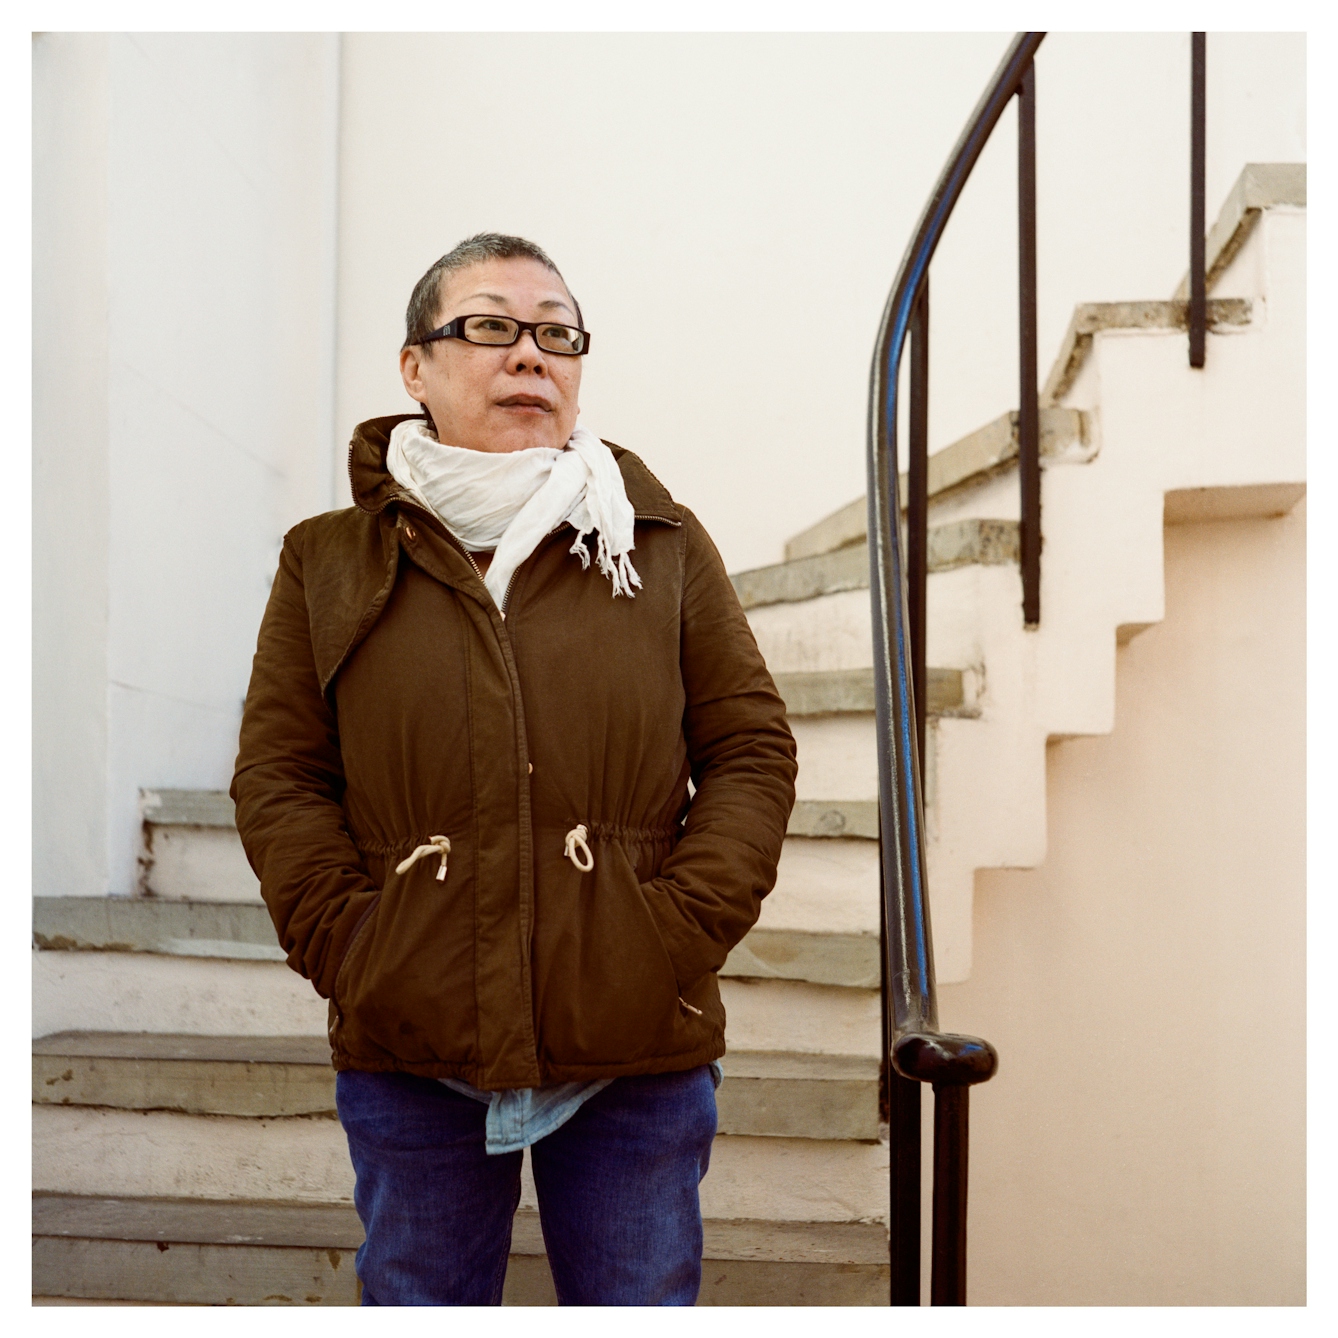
[402,233,582,352]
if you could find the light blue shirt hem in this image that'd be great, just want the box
[441,1061,724,1156]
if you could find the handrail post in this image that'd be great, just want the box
[930,1084,971,1304]
[1190,32,1207,368]
[883,814,922,1305]
[889,1067,923,1302]
[1017,62,1041,628]
[908,279,930,763]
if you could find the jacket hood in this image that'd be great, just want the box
[347,413,683,523]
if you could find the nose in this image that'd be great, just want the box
[505,329,549,377]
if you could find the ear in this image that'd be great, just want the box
[399,346,427,403]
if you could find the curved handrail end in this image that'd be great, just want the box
[892,1031,999,1087]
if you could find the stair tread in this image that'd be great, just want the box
[774,666,965,717]
[786,799,878,841]
[33,1032,875,1077]
[740,519,1020,609]
[780,411,1083,562]
[140,789,235,828]
[33,1032,877,1075]
[33,1031,332,1065]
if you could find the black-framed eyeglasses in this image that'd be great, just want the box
[420,314,591,356]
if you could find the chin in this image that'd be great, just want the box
[494,422,565,453]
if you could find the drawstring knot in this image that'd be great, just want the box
[564,825,594,873]
[396,835,452,882]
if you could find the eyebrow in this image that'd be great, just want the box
[458,291,576,318]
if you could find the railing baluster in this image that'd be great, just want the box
[1190,32,1207,368]
[889,1064,923,1302]
[908,279,930,764]
[930,1085,971,1305]
[1018,63,1041,628]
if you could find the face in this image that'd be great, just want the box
[399,256,584,454]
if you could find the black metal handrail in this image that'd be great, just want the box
[868,30,1210,1305]
[865,32,1042,1306]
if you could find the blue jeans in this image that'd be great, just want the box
[335,1066,718,1305]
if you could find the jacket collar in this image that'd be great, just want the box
[347,414,683,525]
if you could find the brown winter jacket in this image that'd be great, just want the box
[231,414,797,1088]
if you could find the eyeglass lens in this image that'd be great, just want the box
[463,316,584,354]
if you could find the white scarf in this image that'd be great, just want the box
[385,418,642,614]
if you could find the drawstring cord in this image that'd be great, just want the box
[679,997,703,1016]
[396,835,452,882]
[564,825,594,873]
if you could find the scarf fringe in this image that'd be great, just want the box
[570,527,642,599]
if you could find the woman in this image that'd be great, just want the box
[231,233,796,1305]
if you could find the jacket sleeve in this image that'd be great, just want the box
[642,508,798,989]
[230,525,380,999]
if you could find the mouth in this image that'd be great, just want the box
[495,395,553,413]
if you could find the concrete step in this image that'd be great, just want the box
[37,830,884,993]
[33,946,331,1039]
[786,800,876,840]
[33,1194,890,1306]
[34,896,283,961]
[780,409,1086,562]
[34,1031,880,1141]
[33,1104,889,1223]
[139,788,260,902]
[36,940,885,1041]
[777,299,1252,568]
[775,665,966,717]
[737,518,1020,611]
[1041,296,1251,405]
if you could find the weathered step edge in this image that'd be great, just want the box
[33,1194,888,1265]
[141,789,236,828]
[34,895,877,988]
[33,1035,880,1140]
[740,519,1020,610]
[782,413,1083,563]
[32,1234,890,1307]
[776,667,966,718]
[1171,162,1305,301]
[787,800,877,841]
[1042,296,1252,406]
[34,896,284,960]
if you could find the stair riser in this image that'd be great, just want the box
[32,1236,888,1306]
[790,717,878,802]
[33,949,329,1039]
[765,838,880,935]
[747,590,873,676]
[33,1107,890,1224]
[144,826,261,903]
[32,1055,879,1141]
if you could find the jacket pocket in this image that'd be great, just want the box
[531,834,697,1068]
[332,893,382,1009]
[334,851,480,1067]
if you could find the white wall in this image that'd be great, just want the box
[33,34,341,897]
[334,33,1305,575]
[33,35,111,901]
